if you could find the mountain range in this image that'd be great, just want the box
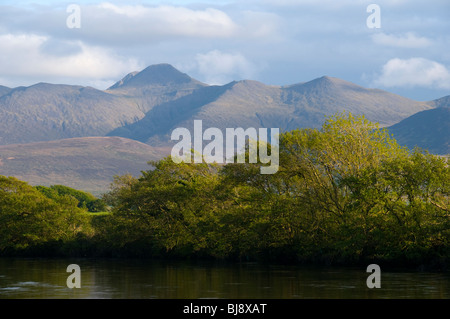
[0,63,448,194]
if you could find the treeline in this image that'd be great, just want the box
[0,113,448,268]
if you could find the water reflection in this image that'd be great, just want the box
[0,258,448,299]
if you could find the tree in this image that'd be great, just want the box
[35,184,107,212]
[0,176,91,254]
[103,159,221,256]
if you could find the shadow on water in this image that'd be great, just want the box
[0,258,448,299]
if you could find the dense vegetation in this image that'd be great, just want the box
[0,113,448,269]
[0,178,93,255]
[35,185,107,212]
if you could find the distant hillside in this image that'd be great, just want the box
[388,100,449,155]
[109,75,432,146]
[0,137,169,195]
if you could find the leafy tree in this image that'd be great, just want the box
[103,159,221,256]
[0,176,91,254]
[35,184,107,212]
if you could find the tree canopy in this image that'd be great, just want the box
[0,176,92,254]
[100,112,449,266]
[1,112,448,268]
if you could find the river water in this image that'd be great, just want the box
[0,258,448,299]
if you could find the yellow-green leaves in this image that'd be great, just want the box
[0,176,90,253]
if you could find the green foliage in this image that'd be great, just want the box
[35,185,107,212]
[102,159,221,256]
[1,112,448,268]
[96,112,448,267]
[0,176,92,254]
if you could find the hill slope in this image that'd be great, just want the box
[388,97,449,155]
[0,137,169,195]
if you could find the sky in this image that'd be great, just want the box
[0,0,449,101]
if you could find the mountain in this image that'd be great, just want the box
[282,76,430,125]
[106,63,207,113]
[0,83,145,145]
[108,75,432,145]
[388,97,449,155]
[0,137,169,196]
[0,64,209,145]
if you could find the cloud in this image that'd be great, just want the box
[82,3,238,43]
[373,57,450,89]
[194,50,256,84]
[372,32,432,48]
[0,3,239,47]
[0,33,141,87]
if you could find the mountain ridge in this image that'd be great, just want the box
[107,71,434,146]
[0,63,444,149]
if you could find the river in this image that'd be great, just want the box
[0,258,448,299]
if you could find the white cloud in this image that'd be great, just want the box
[97,2,149,17]
[374,57,450,89]
[194,50,256,85]
[87,3,238,39]
[372,32,432,48]
[0,33,141,87]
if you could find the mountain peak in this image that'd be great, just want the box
[108,63,203,90]
[307,75,363,89]
[284,75,378,96]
